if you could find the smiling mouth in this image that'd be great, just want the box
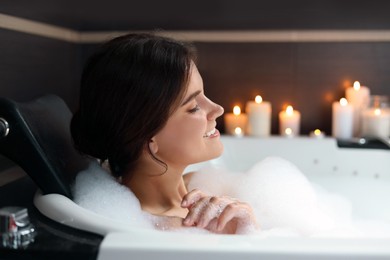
[203,128,217,138]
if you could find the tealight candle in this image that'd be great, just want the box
[279,105,300,136]
[245,95,272,137]
[332,98,354,139]
[361,108,390,138]
[345,81,370,136]
[224,105,248,135]
[310,129,325,138]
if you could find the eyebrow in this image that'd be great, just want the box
[181,90,201,106]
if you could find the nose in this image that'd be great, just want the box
[207,101,224,121]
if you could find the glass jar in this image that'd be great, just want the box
[361,95,390,139]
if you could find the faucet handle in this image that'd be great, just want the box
[0,207,36,248]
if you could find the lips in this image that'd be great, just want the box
[203,128,216,138]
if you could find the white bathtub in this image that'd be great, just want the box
[34,136,390,260]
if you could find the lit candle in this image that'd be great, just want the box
[278,105,301,136]
[361,108,390,138]
[345,81,370,136]
[309,129,325,138]
[245,95,272,137]
[224,105,248,135]
[332,98,354,139]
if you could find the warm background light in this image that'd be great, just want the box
[374,108,381,116]
[286,105,293,115]
[233,105,241,116]
[284,128,292,135]
[255,95,263,104]
[340,98,348,106]
[314,129,322,135]
[234,127,242,135]
[353,81,361,90]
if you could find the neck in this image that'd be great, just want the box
[122,162,188,218]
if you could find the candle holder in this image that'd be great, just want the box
[361,95,390,139]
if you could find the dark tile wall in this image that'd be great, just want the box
[195,42,390,135]
[2,0,390,31]
[2,27,390,137]
[81,40,390,135]
[0,29,81,109]
[0,28,82,169]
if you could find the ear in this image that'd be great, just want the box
[148,138,159,154]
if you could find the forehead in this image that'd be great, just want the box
[186,64,203,93]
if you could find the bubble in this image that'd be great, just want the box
[73,158,390,238]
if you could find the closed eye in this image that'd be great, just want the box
[188,104,200,113]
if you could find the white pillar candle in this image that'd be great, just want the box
[279,105,300,136]
[345,81,370,136]
[224,105,248,135]
[332,98,354,139]
[361,108,390,138]
[245,95,272,137]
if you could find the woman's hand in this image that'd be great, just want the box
[181,189,259,234]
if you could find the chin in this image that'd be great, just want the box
[208,141,224,160]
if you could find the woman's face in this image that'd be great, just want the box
[152,64,224,168]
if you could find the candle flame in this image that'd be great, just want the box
[374,108,381,116]
[353,81,361,91]
[234,127,242,135]
[286,105,293,115]
[340,98,348,106]
[285,128,293,135]
[255,95,263,104]
[233,105,241,116]
[314,129,322,136]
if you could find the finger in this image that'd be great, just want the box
[197,197,225,228]
[216,202,251,231]
[183,196,210,226]
[181,189,206,208]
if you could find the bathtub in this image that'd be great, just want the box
[34,136,390,260]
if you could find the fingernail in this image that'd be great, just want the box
[181,200,187,207]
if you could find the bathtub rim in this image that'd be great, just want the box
[98,231,390,260]
[34,190,390,259]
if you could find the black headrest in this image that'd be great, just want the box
[0,95,91,199]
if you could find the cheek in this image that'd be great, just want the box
[182,115,207,137]
[155,114,208,161]
[166,113,206,140]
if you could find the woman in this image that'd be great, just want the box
[71,33,258,234]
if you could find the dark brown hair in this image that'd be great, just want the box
[71,33,196,177]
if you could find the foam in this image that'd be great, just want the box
[72,162,153,229]
[73,157,390,237]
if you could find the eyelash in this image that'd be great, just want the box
[188,104,200,113]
